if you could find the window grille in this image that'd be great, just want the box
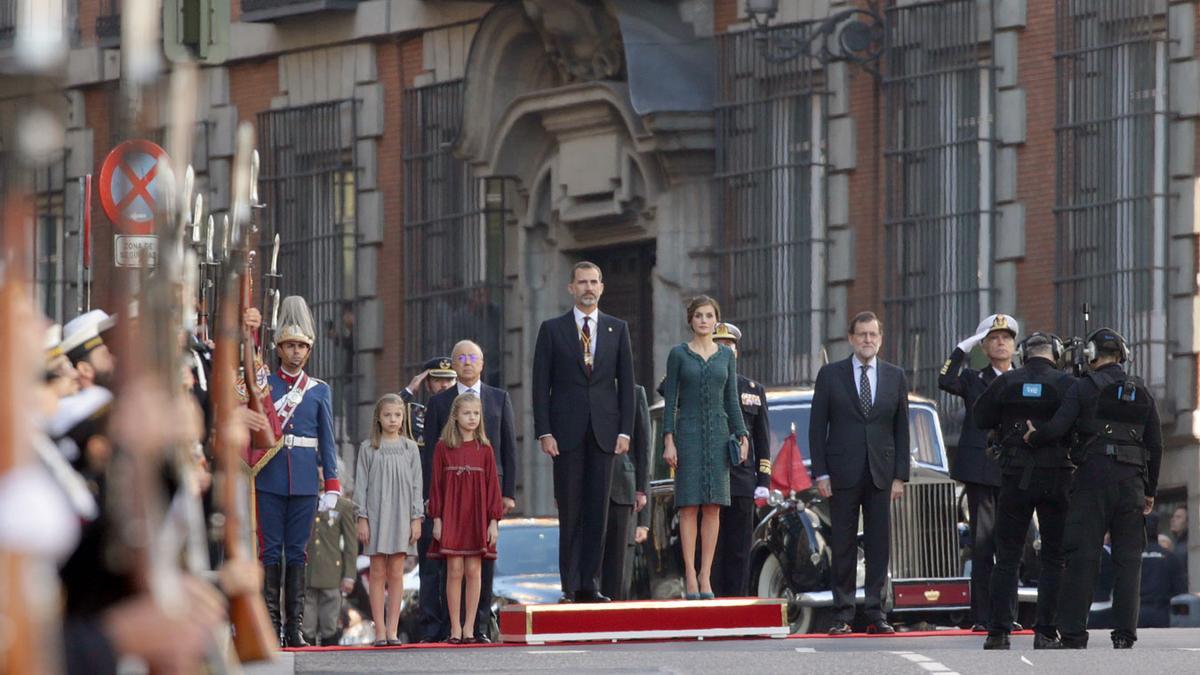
[714,21,826,387]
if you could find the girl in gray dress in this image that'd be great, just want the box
[355,393,424,646]
[662,296,749,600]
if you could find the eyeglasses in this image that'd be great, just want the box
[456,354,481,364]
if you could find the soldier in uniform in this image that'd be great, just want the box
[600,384,651,601]
[400,356,457,642]
[302,490,358,646]
[711,323,771,597]
[1024,328,1162,649]
[257,296,342,647]
[400,356,457,445]
[939,314,1017,632]
[974,331,1075,650]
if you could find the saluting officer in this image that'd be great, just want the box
[939,314,1016,632]
[974,331,1075,650]
[258,296,343,648]
[1024,328,1162,650]
[711,323,772,597]
[400,356,457,445]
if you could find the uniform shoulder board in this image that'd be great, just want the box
[939,358,952,376]
[310,376,328,387]
[758,459,772,474]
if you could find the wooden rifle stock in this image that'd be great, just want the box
[240,258,277,450]
[215,275,278,661]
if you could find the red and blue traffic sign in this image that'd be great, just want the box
[98,139,170,234]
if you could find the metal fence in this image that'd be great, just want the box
[1054,0,1169,391]
[33,157,71,324]
[402,79,509,387]
[257,100,360,442]
[883,0,994,434]
[714,21,826,388]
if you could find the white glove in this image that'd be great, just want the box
[957,331,988,353]
[319,491,340,513]
[753,487,770,501]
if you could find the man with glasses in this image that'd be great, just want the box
[809,311,911,635]
[423,340,518,641]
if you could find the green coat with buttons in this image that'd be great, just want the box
[305,495,359,590]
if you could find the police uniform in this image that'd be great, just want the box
[1026,328,1162,649]
[711,323,772,598]
[974,333,1075,647]
[939,315,1012,630]
[302,494,358,645]
[257,296,342,648]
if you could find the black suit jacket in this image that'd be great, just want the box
[422,383,518,499]
[937,347,1004,487]
[809,357,911,490]
[610,386,651,519]
[532,310,635,453]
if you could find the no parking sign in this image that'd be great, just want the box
[98,139,170,266]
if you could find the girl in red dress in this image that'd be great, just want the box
[428,393,502,644]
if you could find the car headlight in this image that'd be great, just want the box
[768,489,784,507]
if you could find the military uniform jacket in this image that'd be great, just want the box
[611,385,652,527]
[400,388,426,448]
[938,347,1004,487]
[730,375,771,497]
[256,369,341,496]
[305,495,358,589]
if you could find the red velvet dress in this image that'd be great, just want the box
[428,439,503,559]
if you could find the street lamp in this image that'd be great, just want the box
[745,0,885,74]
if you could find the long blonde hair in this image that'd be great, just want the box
[439,392,491,448]
[370,393,410,448]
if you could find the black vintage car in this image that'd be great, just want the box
[633,387,1034,632]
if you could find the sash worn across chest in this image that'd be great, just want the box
[275,372,320,430]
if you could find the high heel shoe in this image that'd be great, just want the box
[683,592,700,600]
[699,592,715,600]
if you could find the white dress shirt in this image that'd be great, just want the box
[457,381,481,398]
[855,356,878,407]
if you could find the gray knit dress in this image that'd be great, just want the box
[355,437,424,555]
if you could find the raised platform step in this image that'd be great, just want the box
[498,598,789,644]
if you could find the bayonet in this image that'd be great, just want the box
[205,215,215,264]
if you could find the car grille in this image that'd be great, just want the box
[889,481,960,580]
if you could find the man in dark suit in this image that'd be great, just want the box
[810,311,910,634]
[601,385,651,600]
[711,323,772,598]
[938,314,1018,632]
[423,339,518,641]
[532,261,636,603]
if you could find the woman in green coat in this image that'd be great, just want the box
[662,295,749,599]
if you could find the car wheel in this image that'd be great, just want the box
[756,554,827,634]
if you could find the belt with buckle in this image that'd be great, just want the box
[283,434,319,448]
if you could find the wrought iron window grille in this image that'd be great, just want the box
[748,2,886,75]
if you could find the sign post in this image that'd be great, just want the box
[98,139,170,268]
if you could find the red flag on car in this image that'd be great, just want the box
[770,431,812,495]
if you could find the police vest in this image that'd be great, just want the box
[1076,371,1152,468]
[997,376,1072,469]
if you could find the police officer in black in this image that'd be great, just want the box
[399,357,457,642]
[939,314,1017,632]
[710,323,772,597]
[974,332,1075,650]
[1024,328,1162,649]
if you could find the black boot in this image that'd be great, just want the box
[283,564,310,647]
[263,563,283,643]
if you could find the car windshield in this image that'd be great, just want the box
[765,402,947,471]
[494,525,559,577]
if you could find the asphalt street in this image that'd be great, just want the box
[244,629,1200,674]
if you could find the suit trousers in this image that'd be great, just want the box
[416,526,446,640]
[553,427,615,594]
[965,482,1001,627]
[257,492,318,567]
[830,477,891,623]
[713,496,756,597]
[601,502,634,600]
[1057,474,1147,647]
[302,587,341,642]
[989,469,1070,636]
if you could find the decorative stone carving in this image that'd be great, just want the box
[522,0,625,83]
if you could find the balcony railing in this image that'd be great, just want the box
[95,0,121,47]
[240,0,362,23]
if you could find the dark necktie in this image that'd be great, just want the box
[581,317,593,375]
[859,363,872,415]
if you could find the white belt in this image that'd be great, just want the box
[283,434,319,448]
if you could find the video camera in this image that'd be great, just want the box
[1060,303,1091,377]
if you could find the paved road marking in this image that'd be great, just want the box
[1021,656,1034,666]
[892,651,959,675]
[794,647,816,653]
[901,653,932,662]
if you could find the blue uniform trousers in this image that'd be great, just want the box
[258,492,319,567]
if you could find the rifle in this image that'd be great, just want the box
[213,122,279,661]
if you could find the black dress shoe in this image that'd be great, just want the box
[828,621,853,635]
[971,623,988,633]
[1011,621,1024,632]
[418,637,438,644]
[1112,636,1134,649]
[1034,633,1064,649]
[866,620,895,634]
[983,633,1011,650]
[575,590,611,603]
[473,634,492,644]
[558,593,575,604]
